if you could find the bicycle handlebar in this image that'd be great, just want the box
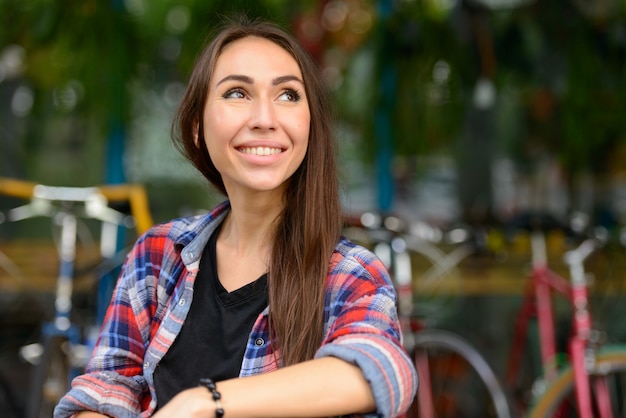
[0,177,153,234]
[563,238,599,267]
[344,211,487,248]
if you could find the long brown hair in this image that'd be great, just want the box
[171,16,342,366]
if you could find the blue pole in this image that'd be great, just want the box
[374,0,395,212]
[105,121,126,185]
[374,67,396,212]
[106,0,127,185]
[97,0,128,326]
[97,120,126,326]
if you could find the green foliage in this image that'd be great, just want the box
[0,0,297,126]
[560,14,626,173]
[2,0,137,122]
[0,0,296,182]
[1,0,625,183]
[345,1,472,163]
[340,0,626,175]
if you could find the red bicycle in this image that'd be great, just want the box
[504,213,626,418]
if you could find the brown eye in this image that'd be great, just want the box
[279,88,301,102]
[223,88,246,99]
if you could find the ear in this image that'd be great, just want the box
[193,123,200,147]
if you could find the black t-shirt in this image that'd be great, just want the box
[154,226,268,408]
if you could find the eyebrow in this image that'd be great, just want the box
[216,74,253,86]
[272,75,304,86]
[216,74,304,86]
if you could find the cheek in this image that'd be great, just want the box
[205,106,240,138]
[295,112,311,144]
[202,108,227,145]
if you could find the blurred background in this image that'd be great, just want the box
[1,0,624,225]
[1,0,625,416]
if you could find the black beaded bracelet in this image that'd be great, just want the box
[199,378,225,418]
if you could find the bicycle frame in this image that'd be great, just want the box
[0,178,154,417]
[0,177,153,320]
[0,178,153,358]
[5,187,129,371]
[505,229,609,418]
[343,212,511,418]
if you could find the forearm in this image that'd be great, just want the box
[154,356,376,418]
[76,413,109,418]
[219,356,375,417]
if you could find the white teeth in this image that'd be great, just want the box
[240,147,282,156]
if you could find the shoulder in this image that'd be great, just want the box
[327,237,394,295]
[137,200,230,251]
[122,201,229,286]
[331,237,389,278]
[115,202,230,315]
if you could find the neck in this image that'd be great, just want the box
[220,192,283,258]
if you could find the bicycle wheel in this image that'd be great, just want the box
[25,335,70,418]
[410,329,512,418]
[528,347,626,418]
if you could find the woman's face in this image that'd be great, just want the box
[202,36,310,198]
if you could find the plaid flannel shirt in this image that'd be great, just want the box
[54,201,417,418]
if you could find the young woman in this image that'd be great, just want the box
[55,16,417,418]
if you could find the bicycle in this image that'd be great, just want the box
[0,177,153,418]
[343,211,512,418]
[502,213,626,418]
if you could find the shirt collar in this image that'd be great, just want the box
[178,200,230,267]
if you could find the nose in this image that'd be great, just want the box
[248,97,276,130]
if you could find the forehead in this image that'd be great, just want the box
[213,36,302,79]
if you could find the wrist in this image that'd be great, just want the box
[199,378,224,418]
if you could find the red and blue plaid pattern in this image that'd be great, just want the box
[55,201,417,418]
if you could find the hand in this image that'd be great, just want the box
[152,387,216,418]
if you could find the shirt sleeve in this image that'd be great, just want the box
[315,242,418,418]
[54,228,166,418]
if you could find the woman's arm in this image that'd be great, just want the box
[154,356,375,418]
[154,240,416,418]
[55,224,175,418]
[315,241,418,416]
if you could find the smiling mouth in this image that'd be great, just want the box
[238,146,283,156]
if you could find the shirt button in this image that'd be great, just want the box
[254,338,265,347]
[178,298,186,306]
[144,361,149,369]
[185,252,194,261]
